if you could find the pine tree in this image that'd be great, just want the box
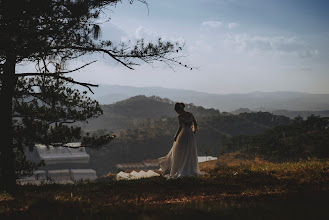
[0,0,190,191]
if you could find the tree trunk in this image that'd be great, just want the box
[0,52,17,192]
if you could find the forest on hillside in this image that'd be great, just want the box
[221,115,329,161]
[83,96,296,176]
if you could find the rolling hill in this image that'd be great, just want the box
[78,95,220,132]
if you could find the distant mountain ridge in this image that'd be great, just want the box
[89,85,329,112]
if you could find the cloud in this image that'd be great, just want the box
[300,67,312,72]
[135,26,157,39]
[131,26,185,46]
[100,22,128,42]
[225,33,318,58]
[228,22,239,29]
[201,21,222,28]
[119,26,162,42]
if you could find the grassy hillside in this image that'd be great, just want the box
[2,160,329,219]
[199,151,268,171]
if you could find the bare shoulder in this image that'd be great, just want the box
[178,112,194,119]
[180,111,192,116]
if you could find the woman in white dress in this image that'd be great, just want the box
[159,102,200,178]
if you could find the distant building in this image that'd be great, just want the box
[18,143,97,185]
[197,156,218,163]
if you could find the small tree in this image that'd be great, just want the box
[0,0,191,191]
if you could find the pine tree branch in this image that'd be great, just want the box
[16,66,99,94]
[57,46,135,70]
[17,61,97,76]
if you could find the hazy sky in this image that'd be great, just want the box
[20,0,329,94]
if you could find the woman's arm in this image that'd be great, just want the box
[174,116,182,141]
[192,114,199,133]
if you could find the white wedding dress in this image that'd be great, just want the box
[158,112,200,178]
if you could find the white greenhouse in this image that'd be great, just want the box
[197,156,218,163]
[17,143,97,185]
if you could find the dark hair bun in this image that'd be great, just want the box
[174,102,185,111]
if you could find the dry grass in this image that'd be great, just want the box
[1,159,329,219]
[199,152,268,171]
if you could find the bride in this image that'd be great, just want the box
[158,102,200,178]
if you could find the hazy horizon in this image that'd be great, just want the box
[94,84,329,95]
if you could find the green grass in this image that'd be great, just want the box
[1,160,329,219]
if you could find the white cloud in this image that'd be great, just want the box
[201,21,222,28]
[228,22,239,29]
[133,26,184,43]
[225,33,318,58]
[100,22,128,42]
[135,26,156,39]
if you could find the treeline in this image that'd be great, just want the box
[221,115,329,161]
[201,112,290,136]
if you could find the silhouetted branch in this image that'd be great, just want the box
[56,46,135,69]
[17,61,97,76]
[16,63,99,93]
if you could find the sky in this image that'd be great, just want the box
[21,0,329,94]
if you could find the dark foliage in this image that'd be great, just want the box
[221,115,329,161]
